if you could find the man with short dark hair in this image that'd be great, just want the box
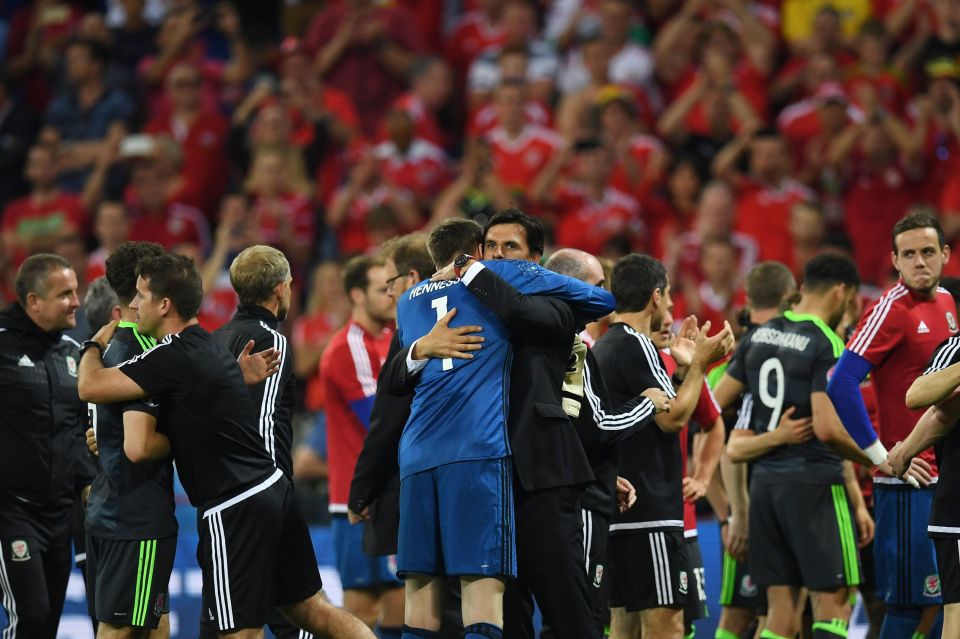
[77,253,375,639]
[0,253,94,639]
[84,240,177,639]
[593,253,733,639]
[718,254,874,639]
[828,211,956,639]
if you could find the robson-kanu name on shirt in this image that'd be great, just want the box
[750,326,812,352]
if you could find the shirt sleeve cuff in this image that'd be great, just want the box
[460,261,485,286]
[405,340,429,374]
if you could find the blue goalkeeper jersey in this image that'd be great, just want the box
[396,260,614,478]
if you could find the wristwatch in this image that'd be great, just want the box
[80,340,104,358]
[453,254,474,279]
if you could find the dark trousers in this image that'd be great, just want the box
[0,530,73,639]
[504,483,600,639]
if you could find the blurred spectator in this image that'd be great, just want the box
[373,109,452,210]
[467,47,554,137]
[485,79,562,204]
[914,58,960,226]
[432,138,512,226]
[0,73,40,212]
[107,0,160,78]
[445,0,507,75]
[532,139,644,257]
[43,37,135,193]
[827,109,922,285]
[327,151,420,256]
[122,134,211,252]
[556,36,613,139]
[916,0,960,71]
[545,0,605,52]
[4,0,85,110]
[244,149,316,267]
[305,0,425,136]
[713,127,815,266]
[557,0,653,96]
[782,0,871,47]
[467,0,558,106]
[668,180,759,288]
[845,19,910,115]
[87,199,130,282]
[675,237,745,337]
[772,7,855,107]
[778,82,861,185]
[789,200,826,277]
[293,261,349,414]
[1,144,89,268]
[144,61,229,218]
[388,57,452,147]
[645,156,705,260]
[596,87,668,204]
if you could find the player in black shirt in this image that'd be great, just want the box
[207,245,317,639]
[84,241,179,636]
[78,253,375,639]
[715,254,874,639]
[593,254,732,639]
[892,334,960,637]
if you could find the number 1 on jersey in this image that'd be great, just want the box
[758,358,784,432]
[431,296,453,371]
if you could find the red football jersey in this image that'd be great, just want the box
[609,134,665,203]
[127,202,210,253]
[389,93,444,146]
[374,139,451,200]
[487,125,562,194]
[196,269,238,332]
[468,101,552,138]
[847,282,959,477]
[2,193,87,266]
[321,320,393,511]
[662,350,722,534]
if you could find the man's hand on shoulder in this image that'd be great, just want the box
[92,320,118,351]
[412,308,485,361]
[237,340,281,385]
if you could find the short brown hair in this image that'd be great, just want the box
[746,261,796,310]
[15,253,72,304]
[380,233,434,281]
[428,219,483,268]
[342,255,384,297]
[229,245,291,306]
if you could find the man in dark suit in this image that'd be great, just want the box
[378,210,608,638]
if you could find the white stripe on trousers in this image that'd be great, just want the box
[582,509,593,576]
[0,549,17,639]
[209,512,235,630]
[649,532,673,605]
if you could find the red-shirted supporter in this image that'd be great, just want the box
[144,62,229,220]
[445,0,507,74]
[374,109,452,209]
[916,59,960,239]
[556,37,615,140]
[845,20,909,116]
[305,0,425,137]
[137,7,231,120]
[675,238,747,337]
[595,87,668,205]
[430,137,513,226]
[777,82,862,185]
[87,200,129,284]
[244,150,316,268]
[669,181,759,289]
[772,6,857,107]
[122,135,210,253]
[293,262,350,416]
[2,145,88,268]
[485,79,562,204]
[469,53,553,138]
[714,127,815,267]
[827,109,922,285]
[645,157,704,262]
[531,139,643,256]
[327,152,422,257]
[387,58,452,147]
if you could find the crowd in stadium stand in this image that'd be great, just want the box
[3,0,960,452]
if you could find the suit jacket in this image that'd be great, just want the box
[383,267,598,492]
[349,332,408,556]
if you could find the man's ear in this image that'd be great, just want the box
[110,304,123,321]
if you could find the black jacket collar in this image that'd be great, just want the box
[1,303,62,346]
[234,304,279,328]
